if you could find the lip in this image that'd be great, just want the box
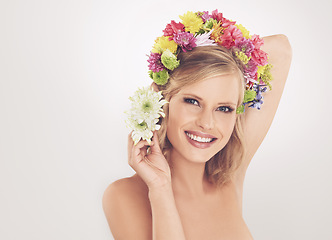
[184,131,217,149]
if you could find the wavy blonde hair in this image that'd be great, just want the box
[156,45,246,186]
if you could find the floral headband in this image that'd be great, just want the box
[127,10,273,144]
[147,9,273,113]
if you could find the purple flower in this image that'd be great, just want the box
[147,52,164,72]
[244,59,258,78]
[247,84,267,110]
[235,38,255,56]
[173,32,197,52]
[198,11,211,22]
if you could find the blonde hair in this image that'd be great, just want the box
[157,45,246,186]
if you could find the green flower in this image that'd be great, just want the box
[204,19,217,31]
[161,49,180,71]
[151,69,169,85]
[196,19,218,34]
[148,70,153,79]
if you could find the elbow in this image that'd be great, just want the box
[275,34,292,62]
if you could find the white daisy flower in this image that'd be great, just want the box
[126,86,168,145]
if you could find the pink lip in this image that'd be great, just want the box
[184,131,217,149]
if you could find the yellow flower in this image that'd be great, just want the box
[152,36,178,54]
[236,24,251,39]
[257,64,273,90]
[257,64,272,79]
[236,51,250,64]
[179,11,203,34]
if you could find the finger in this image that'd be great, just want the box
[150,82,159,92]
[131,140,151,162]
[134,140,151,150]
[127,132,134,154]
[140,147,148,160]
[150,131,162,153]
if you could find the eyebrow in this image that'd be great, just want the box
[181,93,237,106]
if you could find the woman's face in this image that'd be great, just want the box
[167,74,240,164]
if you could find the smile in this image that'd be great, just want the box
[184,131,217,149]
[185,132,214,143]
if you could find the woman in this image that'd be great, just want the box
[103,10,292,239]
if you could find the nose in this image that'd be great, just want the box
[196,108,214,130]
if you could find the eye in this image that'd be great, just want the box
[217,106,234,113]
[184,98,199,106]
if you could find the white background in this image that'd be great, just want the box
[1,0,331,239]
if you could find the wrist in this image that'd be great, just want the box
[148,183,173,199]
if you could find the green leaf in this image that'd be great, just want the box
[236,104,244,114]
[243,90,256,103]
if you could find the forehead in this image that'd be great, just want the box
[176,74,240,104]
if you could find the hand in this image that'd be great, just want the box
[128,131,171,190]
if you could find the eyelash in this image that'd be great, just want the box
[184,98,234,113]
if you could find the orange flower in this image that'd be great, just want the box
[210,22,224,44]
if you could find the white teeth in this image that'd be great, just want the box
[186,132,213,143]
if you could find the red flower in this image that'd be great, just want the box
[251,49,268,66]
[251,34,264,49]
[163,20,185,40]
[211,9,235,28]
[219,25,243,48]
[221,18,236,28]
[211,9,224,22]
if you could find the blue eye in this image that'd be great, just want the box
[184,98,199,106]
[217,106,234,113]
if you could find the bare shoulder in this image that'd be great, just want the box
[102,174,152,239]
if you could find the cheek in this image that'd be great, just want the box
[166,103,180,143]
[215,114,237,138]
[167,102,194,129]
[166,102,195,146]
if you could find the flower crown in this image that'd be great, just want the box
[147,9,273,113]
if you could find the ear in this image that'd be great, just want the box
[150,82,160,92]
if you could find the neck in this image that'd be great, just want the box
[169,149,216,198]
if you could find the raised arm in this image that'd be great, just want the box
[235,34,292,181]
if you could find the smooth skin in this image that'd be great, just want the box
[103,34,292,240]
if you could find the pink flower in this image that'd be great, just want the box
[173,32,197,52]
[219,25,243,48]
[235,38,255,56]
[251,49,268,66]
[221,18,236,28]
[244,59,258,78]
[251,34,264,49]
[198,11,211,22]
[147,52,164,72]
[211,9,235,27]
[211,9,224,22]
[163,20,185,40]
